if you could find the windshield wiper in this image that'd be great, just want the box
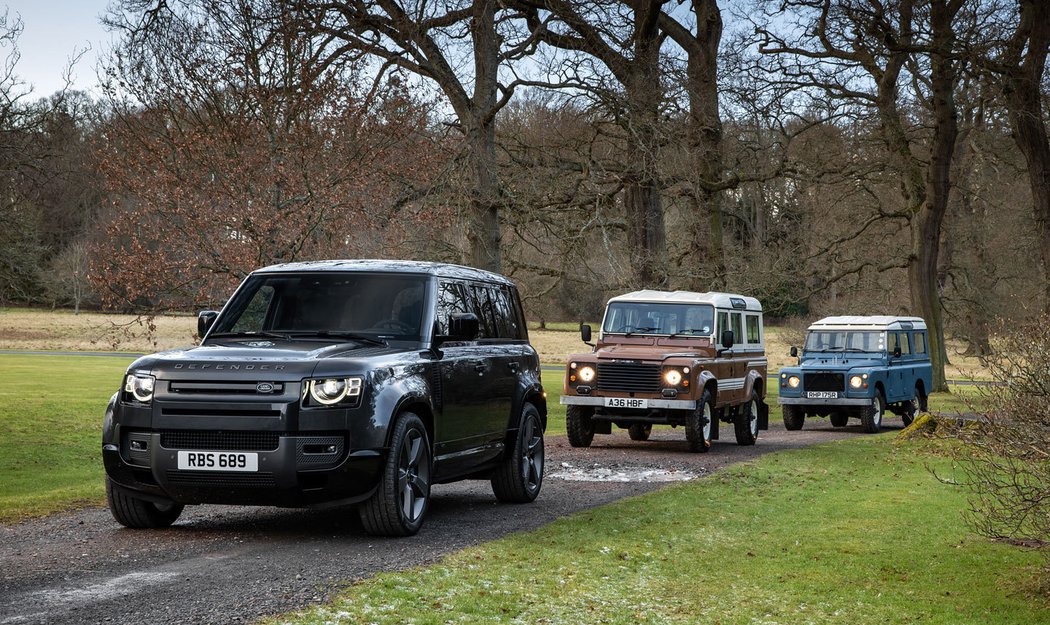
[624,326,659,337]
[668,328,709,338]
[283,331,387,346]
[208,331,291,340]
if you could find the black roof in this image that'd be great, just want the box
[252,259,514,285]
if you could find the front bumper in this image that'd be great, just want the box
[560,396,698,410]
[103,434,385,507]
[778,396,872,406]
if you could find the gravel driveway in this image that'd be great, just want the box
[0,418,895,625]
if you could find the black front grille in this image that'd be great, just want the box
[166,471,276,488]
[160,430,281,451]
[160,407,283,418]
[804,373,845,392]
[169,380,285,395]
[596,362,661,393]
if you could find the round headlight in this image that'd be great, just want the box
[787,376,800,389]
[125,374,155,403]
[664,369,683,386]
[578,366,596,383]
[311,379,348,405]
[849,375,864,389]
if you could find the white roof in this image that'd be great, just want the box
[808,315,927,331]
[607,290,762,312]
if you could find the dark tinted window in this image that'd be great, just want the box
[469,284,498,339]
[434,280,471,336]
[213,273,427,341]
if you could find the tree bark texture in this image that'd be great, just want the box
[1002,0,1050,314]
[662,0,726,291]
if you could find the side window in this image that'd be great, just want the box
[899,332,911,355]
[746,314,761,344]
[468,284,497,339]
[913,332,927,355]
[731,312,743,344]
[887,332,899,354]
[717,311,729,337]
[491,286,524,340]
[231,286,275,333]
[434,281,470,336]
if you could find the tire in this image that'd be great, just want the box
[901,388,921,427]
[627,423,652,441]
[686,389,714,453]
[861,391,885,434]
[359,413,431,537]
[566,405,595,448]
[830,412,849,427]
[106,478,183,529]
[782,404,805,430]
[492,403,545,503]
[734,389,759,446]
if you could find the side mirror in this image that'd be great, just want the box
[892,346,902,358]
[197,310,219,338]
[720,329,735,350]
[448,312,480,341]
[789,346,798,358]
[580,324,592,344]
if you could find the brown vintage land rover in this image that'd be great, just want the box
[561,290,768,452]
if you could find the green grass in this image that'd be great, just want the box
[0,354,129,522]
[275,435,1048,625]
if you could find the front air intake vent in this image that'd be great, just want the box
[596,362,662,394]
[160,430,280,451]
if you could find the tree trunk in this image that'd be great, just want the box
[622,7,668,288]
[1003,0,1050,314]
[465,0,501,272]
[664,0,725,291]
[911,0,960,393]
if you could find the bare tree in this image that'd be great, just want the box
[989,0,1050,314]
[304,0,544,272]
[516,0,671,288]
[95,0,437,310]
[754,0,977,391]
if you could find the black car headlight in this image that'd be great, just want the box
[124,373,155,403]
[305,377,363,406]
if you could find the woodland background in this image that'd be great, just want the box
[1,0,1048,391]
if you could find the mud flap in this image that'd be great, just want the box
[711,415,720,440]
[759,401,769,430]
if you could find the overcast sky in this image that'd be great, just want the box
[5,0,112,97]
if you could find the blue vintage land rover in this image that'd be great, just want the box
[777,316,932,433]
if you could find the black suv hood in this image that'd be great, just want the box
[126,342,408,380]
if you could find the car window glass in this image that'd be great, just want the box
[491,286,519,339]
[746,315,761,343]
[469,285,497,339]
[435,281,470,336]
[887,332,900,354]
[913,332,927,354]
[899,332,911,355]
[731,313,743,343]
[718,311,729,337]
[230,285,274,333]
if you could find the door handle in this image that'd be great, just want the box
[474,363,486,373]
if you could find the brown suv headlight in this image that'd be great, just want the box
[663,366,690,388]
[306,377,362,406]
[569,362,596,384]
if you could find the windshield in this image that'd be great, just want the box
[211,272,427,342]
[804,330,885,352]
[602,302,714,337]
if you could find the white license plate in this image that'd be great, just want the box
[177,451,258,472]
[604,397,648,409]
[806,391,838,399]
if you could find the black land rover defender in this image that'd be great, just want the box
[102,260,546,536]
